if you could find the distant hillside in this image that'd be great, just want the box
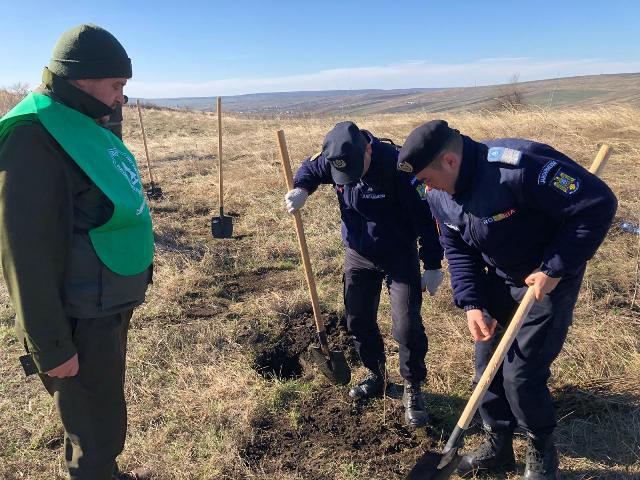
[143,73,640,115]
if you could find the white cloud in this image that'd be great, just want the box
[126,57,640,98]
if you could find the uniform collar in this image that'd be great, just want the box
[38,67,114,120]
[453,136,481,198]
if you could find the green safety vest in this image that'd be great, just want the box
[0,93,154,276]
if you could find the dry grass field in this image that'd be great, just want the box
[0,97,639,479]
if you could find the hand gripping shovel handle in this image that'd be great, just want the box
[444,287,537,451]
[276,130,329,355]
[136,100,156,186]
[440,144,613,461]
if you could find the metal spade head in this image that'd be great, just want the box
[406,442,463,479]
[146,184,163,200]
[211,209,233,238]
[309,345,351,385]
[407,424,467,479]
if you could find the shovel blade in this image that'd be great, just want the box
[146,185,163,200]
[211,215,233,238]
[406,449,462,480]
[309,345,351,385]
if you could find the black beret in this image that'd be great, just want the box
[322,121,367,185]
[397,120,454,174]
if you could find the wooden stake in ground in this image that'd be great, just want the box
[135,100,163,200]
[211,97,233,238]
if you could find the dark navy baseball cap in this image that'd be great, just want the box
[322,121,368,184]
[397,120,455,174]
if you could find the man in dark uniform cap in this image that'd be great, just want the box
[285,121,444,427]
[397,120,617,479]
[0,24,152,480]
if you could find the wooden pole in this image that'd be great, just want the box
[135,100,155,185]
[217,97,223,213]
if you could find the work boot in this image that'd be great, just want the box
[402,381,429,428]
[456,426,516,477]
[348,370,384,399]
[524,432,561,479]
[113,467,152,480]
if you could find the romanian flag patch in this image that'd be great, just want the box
[482,208,517,225]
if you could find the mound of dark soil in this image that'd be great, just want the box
[240,386,436,479]
[237,309,464,478]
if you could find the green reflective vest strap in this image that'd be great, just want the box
[0,93,154,276]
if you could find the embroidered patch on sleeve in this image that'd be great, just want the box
[538,160,559,185]
[415,182,428,199]
[551,169,580,195]
[482,208,517,225]
[487,147,522,166]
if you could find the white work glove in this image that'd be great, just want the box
[284,188,308,213]
[421,269,444,296]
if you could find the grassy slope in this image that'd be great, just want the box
[0,105,639,479]
[148,73,640,115]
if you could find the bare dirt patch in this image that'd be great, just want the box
[239,386,435,479]
[240,311,358,380]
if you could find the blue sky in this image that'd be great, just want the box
[1,0,639,97]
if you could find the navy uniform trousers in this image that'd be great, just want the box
[38,311,132,480]
[343,247,428,383]
[475,266,586,435]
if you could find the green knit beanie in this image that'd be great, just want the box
[48,24,132,79]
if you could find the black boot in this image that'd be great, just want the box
[348,370,384,399]
[402,381,429,428]
[456,426,516,477]
[524,432,561,479]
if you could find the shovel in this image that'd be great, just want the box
[407,144,612,480]
[211,97,234,238]
[276,129,351,385]
[136,100,163,200]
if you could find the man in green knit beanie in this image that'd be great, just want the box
[0,24,152,480]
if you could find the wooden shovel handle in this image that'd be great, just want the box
[455,144,612,430]
[456,287,536,428]
[589,145,611,175]
[136,100,155,184]
[276,130,327,344]
[217,97,224,212]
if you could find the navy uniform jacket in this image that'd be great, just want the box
[426,137,617,311]
[294,131,443,270]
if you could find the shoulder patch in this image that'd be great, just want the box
[550,169,580,196]
[487,147,522,166]
[415,182,428,199]
[310,151,322,161]
[537,160,559,185]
